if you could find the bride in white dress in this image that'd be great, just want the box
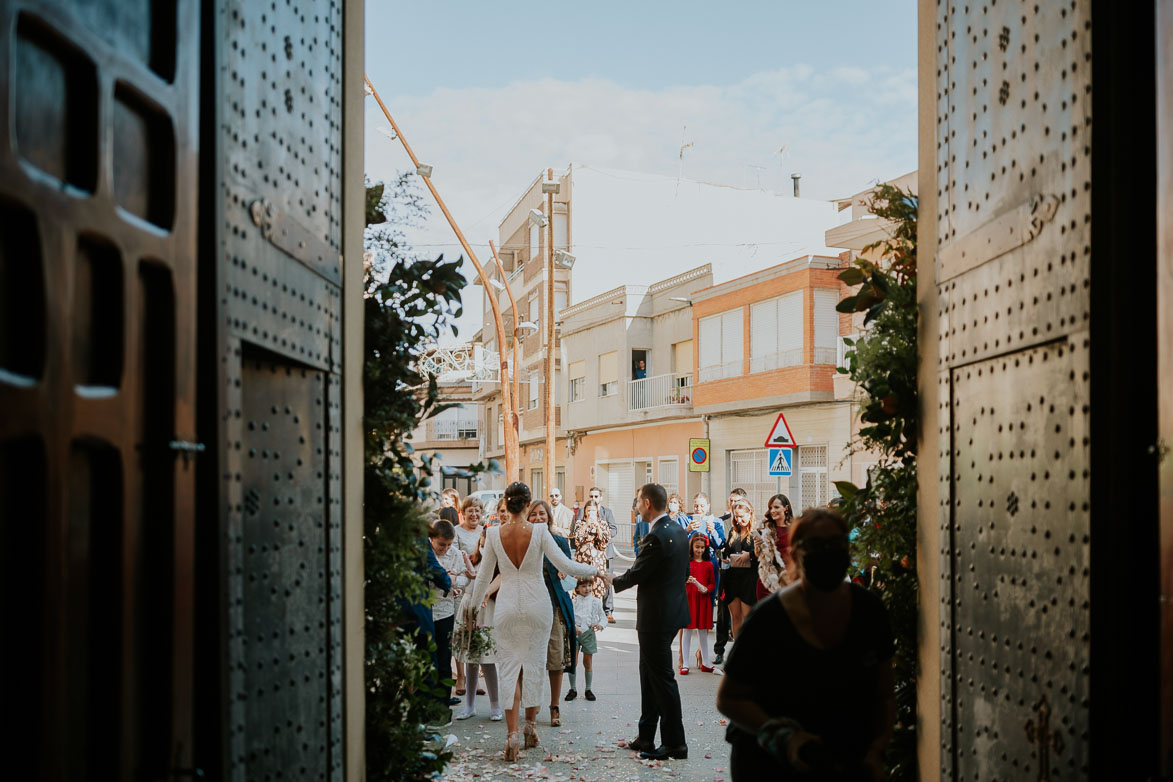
[466,482,608,760]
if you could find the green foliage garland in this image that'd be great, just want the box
[362,173,473,780]
[833,183,919,782]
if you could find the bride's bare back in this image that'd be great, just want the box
[498,516,535,569]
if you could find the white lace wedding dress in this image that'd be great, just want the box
[468,523,599,709]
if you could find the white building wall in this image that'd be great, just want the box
[568,164,840,305]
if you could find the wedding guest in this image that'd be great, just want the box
[680,532,716,674]
[717,508,894,780]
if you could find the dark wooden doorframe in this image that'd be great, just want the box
[1089,1,1162,778]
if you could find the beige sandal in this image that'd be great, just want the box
[523,718,540,749]
[549,705,561,727]
[504,730,521,762]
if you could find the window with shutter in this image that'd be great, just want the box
[720,309,744,378]
[529,223,540,260]
[750,300,778,373]
[673,340,693,375]
[553,210,568,251]
[778,290,804,368]
[813,289,840,365]
[658,457,679,498]
[700,309,744,380]
[569,360,586,402]
[698,315,722,381]
[529,375,539,409]
[599,351,618,396]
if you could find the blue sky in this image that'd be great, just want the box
[363,1,918,342]
[366,2,916,96]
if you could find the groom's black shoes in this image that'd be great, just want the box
[627,736,656,753]
[639,745,688,760]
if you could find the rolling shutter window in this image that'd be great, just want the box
[750,300,778,373]
[529,376,539,409]
[553,208,568,250]
[529,223,540,260]
[777,290,804,367]
[698,315,722,381]
[608,463,635,521]
[599,351,618,396]
[673,339,693,375]
[813,289,840,364]
[720,308,743,379]
[569,360,585,380]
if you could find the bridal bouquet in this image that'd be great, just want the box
[452,621,496,660]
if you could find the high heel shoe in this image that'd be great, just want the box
[504,730,521,762]
[523,719,540,749]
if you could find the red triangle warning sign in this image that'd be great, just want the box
[763,412,796,448]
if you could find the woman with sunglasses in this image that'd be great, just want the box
[716,508,895,781]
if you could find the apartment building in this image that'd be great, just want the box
[691,171,918,516]
[690,253,863,515]
[471,163,840,504]
[559,265,715,544]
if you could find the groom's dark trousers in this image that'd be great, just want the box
[613,512,690,748]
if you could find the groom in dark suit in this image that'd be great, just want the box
[612,482,690,760]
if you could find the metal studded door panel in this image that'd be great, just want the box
[948,341,1090,780]
[0,0,199,778]
[210,0,344,779]
[934,1,1092,779]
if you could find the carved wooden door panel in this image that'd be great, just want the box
[0,0,199,778]
[202,1,345,779]
[934,1,1092,779]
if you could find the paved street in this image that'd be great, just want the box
[440,574,733,781]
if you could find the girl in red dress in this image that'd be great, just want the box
[681,531,717,674]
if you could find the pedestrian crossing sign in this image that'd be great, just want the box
[763,411,796,448]
[768,448,793,476]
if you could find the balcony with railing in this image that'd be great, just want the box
[426,406,480,442]
[626,372,692,411]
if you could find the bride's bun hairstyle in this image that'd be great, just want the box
[504,481,532,514]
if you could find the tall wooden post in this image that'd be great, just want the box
[545,168,557,498]
[489,241,522,480]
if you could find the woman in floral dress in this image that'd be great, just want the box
[573,500,610,599]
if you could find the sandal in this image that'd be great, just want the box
[454,688,466,696]
[549,705,561,727]
[523,718,540,749]
[477,688,486,695]
[504,730,521,762]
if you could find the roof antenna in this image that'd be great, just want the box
[676,124,694,197]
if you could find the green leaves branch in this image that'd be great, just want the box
[832,183,919,782]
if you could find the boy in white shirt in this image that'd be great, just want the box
[430,519,473,705]
[566,578,606,702]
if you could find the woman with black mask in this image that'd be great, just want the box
[715,508,895,781]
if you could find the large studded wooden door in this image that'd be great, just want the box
[933,1,1093,779]
[0,0,199,778]
[202,1,345,780]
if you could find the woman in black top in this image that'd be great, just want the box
[715,508,895,781]
[719,497,759,641]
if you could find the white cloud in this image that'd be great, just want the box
[363,64,917,344]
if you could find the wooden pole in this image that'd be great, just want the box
[545,168,556,500]
[487,242,520,478]
[364,74,518,481]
